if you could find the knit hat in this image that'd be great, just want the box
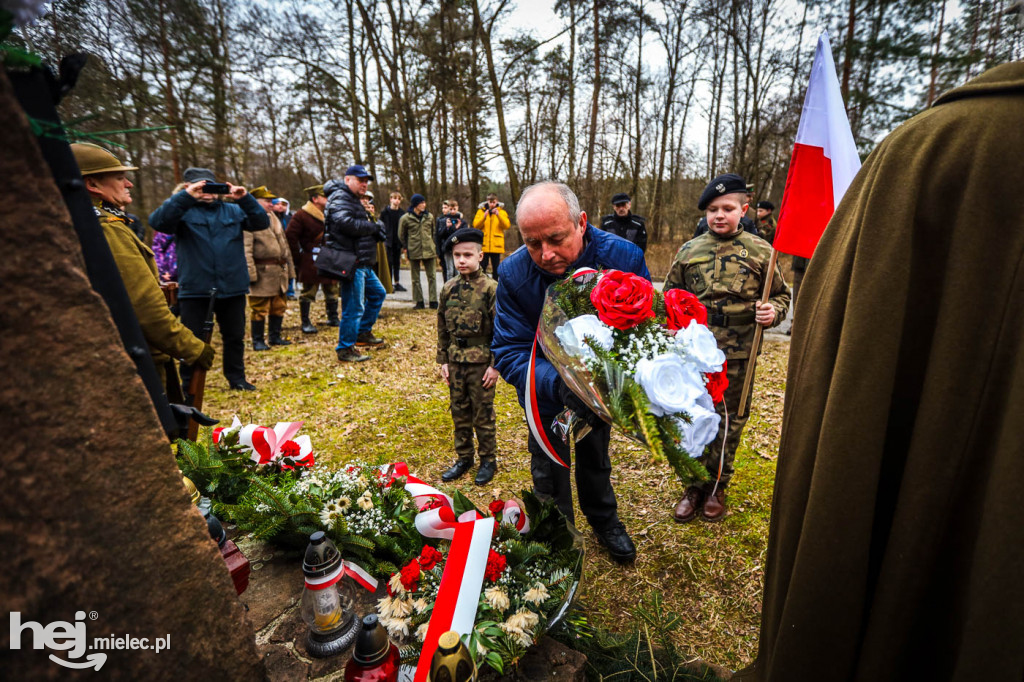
[409,193,426,209]
[183,167,216,183]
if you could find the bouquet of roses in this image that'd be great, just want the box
[537,269,728,485]
[376,491,583,673]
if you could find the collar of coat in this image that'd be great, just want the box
[92,197,128,221]
[933,61,1024,107]
[301,201,324,222]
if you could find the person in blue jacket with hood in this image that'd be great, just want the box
[492,181,649,564]
[149,167,269,391]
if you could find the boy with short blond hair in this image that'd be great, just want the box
[437,227,499,485]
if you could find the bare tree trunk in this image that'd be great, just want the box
[926,0,947,106]
[630,0,644,201]
[346,0,361,160]
[586,0,601,200]
[841,0,857,101]
[156,2,182,183]
[568,0,578,183]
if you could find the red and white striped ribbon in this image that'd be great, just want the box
[414,517,496,682]
[526,267,599,469]
[303,560,378,593]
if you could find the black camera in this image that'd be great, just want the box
[202,182,230,194]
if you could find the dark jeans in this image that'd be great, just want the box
[528,417,618,531]
[179,294,247,387]
[482,252,501,280]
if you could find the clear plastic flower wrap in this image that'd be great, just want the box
[535,268,730,486]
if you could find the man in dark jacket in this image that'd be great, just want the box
[599,192,648,252]
[149,166,269,391]
[492,181,648,565]
[324,165,388,362]
[286,184,339,333]
[436,199,467,282]
[379,191,406,291]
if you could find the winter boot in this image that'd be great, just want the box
[251,320,270,351]
[300,300,318,334]
[325,299,340,327]
[268,315,291,346]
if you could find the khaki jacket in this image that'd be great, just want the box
[244,212,294,297]
[95,200,205,365]
[399,209,437,260]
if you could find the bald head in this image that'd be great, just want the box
[516,182,588,275]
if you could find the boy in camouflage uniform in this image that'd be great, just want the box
[437,228,500,485]
[664,173,790,523]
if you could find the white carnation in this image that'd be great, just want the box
[523,583,550,605]
[634,353,706,417]
[484,586,511,611]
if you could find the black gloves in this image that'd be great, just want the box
[376,223,387,242]
[558,381,603,429]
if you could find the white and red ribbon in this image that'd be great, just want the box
[303,560,378,593]
[526,267,599,469]
[501,499,530,533]
[213,416,314,468]
[414,517,495,682]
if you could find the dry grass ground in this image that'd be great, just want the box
[203,299,790,672]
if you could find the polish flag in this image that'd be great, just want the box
[773,32,861,258]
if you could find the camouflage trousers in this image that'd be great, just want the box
[249,294,287,321]
[299,280,339,303]
[700,358,753,490]
[449,361,496,463]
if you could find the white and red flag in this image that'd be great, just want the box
[774,32,861,258]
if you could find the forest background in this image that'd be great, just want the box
[13,0,1023,245]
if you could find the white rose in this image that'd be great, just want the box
[675,322,725,373]
[554,314,614,360]
[633,353,706,417]
[677,402,721,457]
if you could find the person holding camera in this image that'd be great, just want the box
[472,193,509,281]
[149,166,269,391]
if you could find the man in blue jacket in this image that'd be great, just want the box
[492,181,648,564]
[149,167,269,391]
[323,165,388,362]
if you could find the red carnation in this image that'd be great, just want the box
[704,363,728,404]
[589,270,656,330]
[418,545,444,571]
[485,550,507,582]
[488,500,505,516]
[399,560,421,590]
[664,289,708,331]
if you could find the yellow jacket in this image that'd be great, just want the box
[472,202,510,254]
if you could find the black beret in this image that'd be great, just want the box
[698,173,748,210]
[447,227,484,249]
[611,192,631,205]
[757,200,775,211]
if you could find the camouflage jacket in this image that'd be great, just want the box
[437,267,498,364]
[664,227,790,359]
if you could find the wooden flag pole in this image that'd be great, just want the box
[737,248,779,417]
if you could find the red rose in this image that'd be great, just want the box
[418,545,444,571]
[589,270,656,330]
[664,289,708,331]
[399,560,421,590]
[485,550,507,582]
[704,362,728,404]
[488,500,505,516]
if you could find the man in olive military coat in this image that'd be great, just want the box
[664,173,789,522]
[72,143,214,400]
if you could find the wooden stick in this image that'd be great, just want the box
[737,248,778,417]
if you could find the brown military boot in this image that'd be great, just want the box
[673,486,705,523]
[702,487,727,522]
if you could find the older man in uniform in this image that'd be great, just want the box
[247,186,295,350]
[665,173,789,523]
[492,181,648,564]
[600,192,648,252]
[71,143,214,398]
[286,184,339,333]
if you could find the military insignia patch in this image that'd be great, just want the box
[716,183,726,193]
[740,248,748,258]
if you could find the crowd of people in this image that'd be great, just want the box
[73,140,791,563]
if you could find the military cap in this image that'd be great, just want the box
[303,184,325,198]
[611,192,631,205]
[447,227,484,248]
[698,173,749,210]
[250,186,278,199]
[71,143,138,176]
[757,200,775,211]
[746,183,755,193]
[183,167,216,183]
